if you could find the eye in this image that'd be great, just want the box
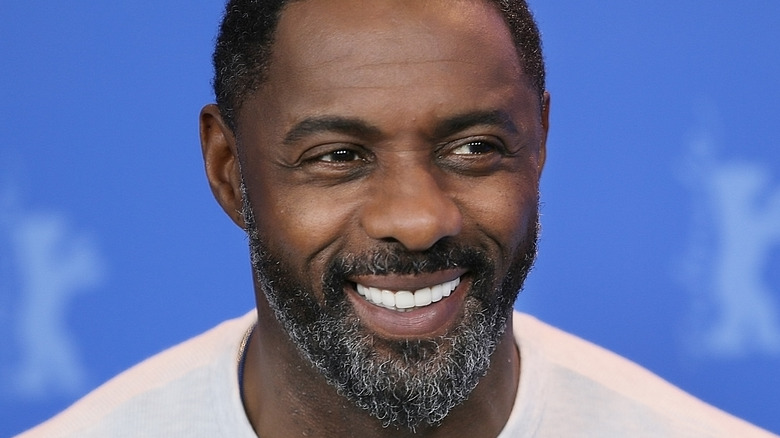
[291,143,373,184]
[450,140,497,155]
[437,137,510,175]
[315,148,363,163]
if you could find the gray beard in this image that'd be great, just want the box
[241,187,538,431]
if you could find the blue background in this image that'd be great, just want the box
[2,1,779,435]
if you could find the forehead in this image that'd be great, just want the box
[239,0,536,135]
[274,0,520,80]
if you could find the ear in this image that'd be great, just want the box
[199,104,246,229]
[537,91,550,177]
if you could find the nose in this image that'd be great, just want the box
[360,165,463,251]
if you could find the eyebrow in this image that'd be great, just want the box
[282,116,382,145]
[281,110,520,145]
[432,110,520,139]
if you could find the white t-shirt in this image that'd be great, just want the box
[17,311,777,437]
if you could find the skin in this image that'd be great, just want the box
[200,0,549,436]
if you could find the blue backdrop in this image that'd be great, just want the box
[2,1,779,435]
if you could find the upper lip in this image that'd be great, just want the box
[349,268,467,291]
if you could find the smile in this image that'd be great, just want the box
[355,277,461,312]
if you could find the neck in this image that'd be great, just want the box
[242,293,520,438]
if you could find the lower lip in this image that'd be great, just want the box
[345,278,469,340]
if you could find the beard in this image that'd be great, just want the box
[241,187,539,431]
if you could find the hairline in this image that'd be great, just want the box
[215,0,545,132]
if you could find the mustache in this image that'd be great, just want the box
[327,239,491,278]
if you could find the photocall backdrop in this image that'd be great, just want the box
[2,1,778,435]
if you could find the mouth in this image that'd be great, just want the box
[355,277,460,312]
[345,269,468,339]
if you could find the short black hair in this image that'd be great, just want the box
[212,0,545,131]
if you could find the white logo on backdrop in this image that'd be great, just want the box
[678,115,780,358]
[1,187,104,398]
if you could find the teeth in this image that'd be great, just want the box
[414,288,432,307]
[370,288,383,305]
[355,277,460,312]
[381,290,395,307]
[431,284,443,302]
[395,291,415,309]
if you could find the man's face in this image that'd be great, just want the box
[234,0,546,430]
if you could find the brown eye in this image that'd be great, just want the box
[451,141,497,155]
[319,149,361,162]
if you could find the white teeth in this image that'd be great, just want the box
[355,277,461,312]
[395,291,415,309]
[431,284,443,302]
[381,290,395,307]
[370,287,382,304]
[371,288,383,305]
[414,288,432,307]
[444,278,459,297]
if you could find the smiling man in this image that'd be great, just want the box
[17,0,779,437]
[201,1,544,435]
[204,0,546,435]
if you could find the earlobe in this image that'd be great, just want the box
[199,104,246,229]
[537,91,550,176]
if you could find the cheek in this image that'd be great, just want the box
[456,173,539,254]
[250,177,363,267]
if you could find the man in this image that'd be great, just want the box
[18,0,777,437]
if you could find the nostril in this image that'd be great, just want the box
[360,194,463,252]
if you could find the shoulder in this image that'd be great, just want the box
[17,311,257,438]
[504,312,777,437]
